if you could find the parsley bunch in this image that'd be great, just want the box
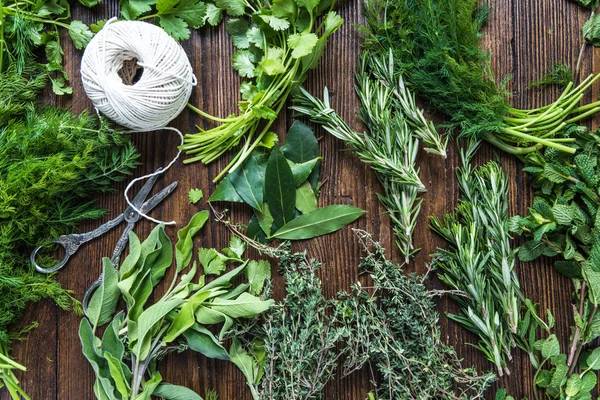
[0,0,94,94]
[361,0,600,156]
[181,0,344,181]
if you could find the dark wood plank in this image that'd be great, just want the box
[2,0,599,399]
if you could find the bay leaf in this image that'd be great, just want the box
[282,120,319,163]
[230,153,264,210]
[271,205,365,240]
[288,157,321,186]
[265,144,296,228]
[208,175,244,203]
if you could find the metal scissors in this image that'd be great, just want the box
[30,171,177,313]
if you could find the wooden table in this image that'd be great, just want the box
[1,0,595,398]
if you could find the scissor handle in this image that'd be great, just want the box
[31,214,125,274]
[82,275,103,315]
[30,238,73,274]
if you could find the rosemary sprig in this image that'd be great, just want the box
[430,142,523,376]
[293,85,423,262]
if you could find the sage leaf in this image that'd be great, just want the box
[265,144,296,228]
[230,337,259,387]
[230,153,264,210]
[182,324,230,361]
[120,231,142,279]
[288,157,321,186]
[176,211,209,271]
[208,175,244,203]
[153,383,204,400]
[147,226,173,286]
[271,205,365,240]
[87,258,120,330]
[295,181,318,214]
[134,370,162,400]
[164,291,211,344]
[104,352,131,399]
[132,298,185,359]
[210,292,274,318]
[282,120,320,163]
[201,262,248,292]
[101,313,126,362]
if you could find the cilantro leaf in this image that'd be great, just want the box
[288,32,318,58]
[215,0,246,16]
[158,14,191,40]
[324,11,343,35]
[45,41,64,68]
[272,0,296,18]
[90,19,107,33]
[259,14,291,31]
[68,20,94,50]
[188,188,204,204]
[232,50,257,78]
[204,3,224,26]
[227,19,251,49]
[198,248,229,275]
[247,26,266,49]
[295,0,319,12]
[158,0,207,29]
[121,0,155,20]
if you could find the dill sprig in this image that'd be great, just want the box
[0,68,139,398]
[361,0,600,156]
[430,142,524,377]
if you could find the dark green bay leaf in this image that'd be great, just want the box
[208,175,244,203]
[288,157,321,186]
[265,144,296,228]
[230,153,264,211]
[271,205,365,240]
[282,120,320,163]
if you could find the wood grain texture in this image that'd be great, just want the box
[1,0,596,398]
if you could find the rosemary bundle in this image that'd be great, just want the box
[292,50,446,262]
[430,142,523,377]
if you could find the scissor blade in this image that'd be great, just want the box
[139,182,178,215]
[130,168,163,209]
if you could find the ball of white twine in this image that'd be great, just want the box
[80,19,197,225]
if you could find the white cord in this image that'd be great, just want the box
[80,20,196,224]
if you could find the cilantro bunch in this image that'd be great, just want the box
[181,0,344,181]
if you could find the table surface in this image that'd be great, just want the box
[2,0,597,399]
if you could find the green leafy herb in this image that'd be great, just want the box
[1,1,94,94]
[293,50,442,263]
[0,98,139,398]
[79,212,273,399]
[181,0,343,181]
[361,0,600,155]
[430,142,524,376]
[209,122,365,242]
[188,188,204,204]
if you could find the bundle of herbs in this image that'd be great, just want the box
[79,212,274,399]
[208,121,365,242]
[225,229,493,399]
[360,0,600,156]
[292,49,446,262]
[180,0,344,181]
